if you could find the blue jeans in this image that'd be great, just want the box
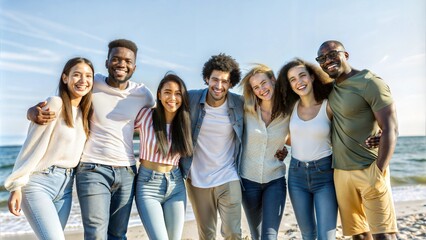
[76,163,137,240]
[288,156,337,240]
[135,166,186,240]
[241,177,286,240]
[21,166,74,240]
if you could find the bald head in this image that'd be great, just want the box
[318,40,346,56]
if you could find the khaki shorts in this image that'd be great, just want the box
[334,161,398,236]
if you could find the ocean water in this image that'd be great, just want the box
[0,136,425,235]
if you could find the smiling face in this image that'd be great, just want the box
[158,80,182,122]
[249,73,275,102]
[105,47,136,87]
[205,70,231,107]
[287,65,314,97]
[62,62,93,105]
[317,42,349,80]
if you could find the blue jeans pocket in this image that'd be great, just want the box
[77,163,97,173]
[316,163,333,174]
[137,167,153,182]
[126,166,137,177]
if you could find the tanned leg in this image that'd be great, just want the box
[353,232,373,240]
[372,233,397,240]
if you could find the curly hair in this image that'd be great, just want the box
[275,58,333,116]
[202,53,241,88]
[107,39,138,59]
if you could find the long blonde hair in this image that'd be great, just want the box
[239,64,276,116]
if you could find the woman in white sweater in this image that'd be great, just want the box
[5,57,94,240]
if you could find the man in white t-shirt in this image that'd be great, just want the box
[27,39,154,239]
[180,53,244,240]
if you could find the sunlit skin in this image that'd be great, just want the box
[158,81,182,124]
[105,47,136,89]
[205,70,231,107]
[249,73,275,102]
[62,63,94,107]
[317,43,356,83]
[249,73,275,126]
[287,66,315,99]
[287,65,332,124]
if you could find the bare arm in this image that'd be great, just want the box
[374,103,398,172]
[27,101,56,124]
[8,190,22,216]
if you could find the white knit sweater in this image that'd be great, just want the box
[5,96,87,192]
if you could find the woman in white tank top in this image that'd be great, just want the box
[276,59,380,240]
[277,58,337,240]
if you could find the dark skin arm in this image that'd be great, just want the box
[274,130,382,161]
[373,103,398,172]
[27,101,56,124]
[274,134,290,161]
[365,130,382,148]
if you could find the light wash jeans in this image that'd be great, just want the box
[76,163,137,240]
[21,166,74,240]
[135,165,186,240]
[288,156,337,240]
[241,177,286,240]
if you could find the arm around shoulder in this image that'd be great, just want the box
[27,97,60,124]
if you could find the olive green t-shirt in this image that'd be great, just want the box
[329,70,393,170]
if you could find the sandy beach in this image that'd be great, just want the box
[2,198,425,240]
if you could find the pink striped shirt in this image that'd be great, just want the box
[135,108,180,166]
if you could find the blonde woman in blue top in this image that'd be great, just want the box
[239,64,290,240]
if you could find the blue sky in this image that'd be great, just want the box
[0,0,425,145]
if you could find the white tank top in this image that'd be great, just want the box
[289,100,332,162]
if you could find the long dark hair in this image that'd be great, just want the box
[152,73,193,157]
[275,58,333,116]
[58,57,94,137]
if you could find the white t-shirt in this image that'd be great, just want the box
[189,100,239,188]
[80,74,154,166]
[290,100,332,161]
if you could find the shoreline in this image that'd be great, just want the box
[2,199,425,240]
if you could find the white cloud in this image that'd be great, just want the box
[401,53,426,63]
[0,11,106,43]
[0,40,57,56]
[140,55,194,72]
[0,61,55,76]
[1,26,105,55]
[378,55,389,63]
[0,52,60,62]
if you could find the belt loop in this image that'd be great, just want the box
[170,169,176,179]
[150,169,155,180]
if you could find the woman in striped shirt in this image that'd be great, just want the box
[134,73,193,240]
